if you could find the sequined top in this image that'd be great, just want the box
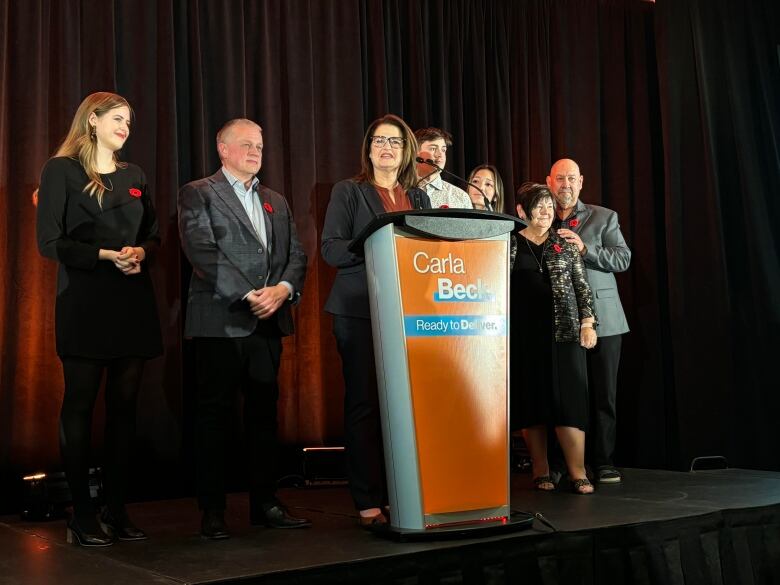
[511,230,596,342]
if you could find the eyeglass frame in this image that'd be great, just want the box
[370,135,406,149]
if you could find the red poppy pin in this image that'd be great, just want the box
[439,204,449,209]
[129,188,142,198]
[263,202,274,213]
[568,218,579,228]
[553,243,563,253]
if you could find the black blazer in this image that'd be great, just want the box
[36,156,162,358]
[321,179,430,318]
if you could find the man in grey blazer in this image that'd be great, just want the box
[548,158,631,484]
[178,119,309,538]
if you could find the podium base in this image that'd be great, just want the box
[369,512,535,542]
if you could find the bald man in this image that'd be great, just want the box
[547,158,631,484]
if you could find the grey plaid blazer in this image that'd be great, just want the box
[178,169,307,338]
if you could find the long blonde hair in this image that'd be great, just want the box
[54,92,132,204]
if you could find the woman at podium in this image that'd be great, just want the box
[510,182,597,494]
[321,114,430,526]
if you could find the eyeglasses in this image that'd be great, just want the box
[370,136,405,149]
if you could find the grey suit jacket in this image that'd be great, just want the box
[560,200,630,337]
[178,169,307,338]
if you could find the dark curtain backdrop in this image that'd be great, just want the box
[1,0,777,510]
[654,0,780,471]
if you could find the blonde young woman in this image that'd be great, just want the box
[467,164,505,212]
[36,92,162,546]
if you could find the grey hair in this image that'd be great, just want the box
[216,118,262,148]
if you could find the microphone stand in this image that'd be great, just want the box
[416,168,440,188]
[415,157,492,211]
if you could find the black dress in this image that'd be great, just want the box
[36,156,162,359]
[510,235,588,431]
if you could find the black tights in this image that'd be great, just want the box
[60,357,145,525]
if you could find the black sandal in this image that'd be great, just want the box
[533,475,556,491]
[572,478,594,495]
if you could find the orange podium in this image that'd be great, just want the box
[352,209,532,539]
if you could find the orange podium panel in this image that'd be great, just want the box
[363,211,517,533]
[398,238,508,517]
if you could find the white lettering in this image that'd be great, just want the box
[436,278,494,302]
[412,252,466,274]
[437,278,454,299]
[415,319,449,333]
[413,252,429,273]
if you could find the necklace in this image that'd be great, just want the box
[524,235,547,273]
[101,177,114,192]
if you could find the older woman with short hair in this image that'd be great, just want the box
[510,182,597,494]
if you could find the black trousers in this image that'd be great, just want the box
[587,334,622,467]
[193,323,282,512]
[60,356,145,522]
[333,315,386,511]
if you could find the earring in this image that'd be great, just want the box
[90,125,96,140]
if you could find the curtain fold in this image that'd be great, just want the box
[654,0,780,469]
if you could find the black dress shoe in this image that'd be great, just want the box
[100,508,148,541]
[66,518,114,547]
[251,504,311,529]
[201,509,230,540]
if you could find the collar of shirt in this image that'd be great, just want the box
[222,166,259,198]
[425,174,444,191]
[555,199,587,227]
[221,166,267,247]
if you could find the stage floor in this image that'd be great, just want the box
[1,468,779,584]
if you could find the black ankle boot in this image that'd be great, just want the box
[66,516,114,547]
[201,509,230,539]
[99,507,148,541]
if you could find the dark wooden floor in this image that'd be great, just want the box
[1,468,779,584]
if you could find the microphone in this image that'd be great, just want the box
[415,155,436,167]
[415,156,492,211]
